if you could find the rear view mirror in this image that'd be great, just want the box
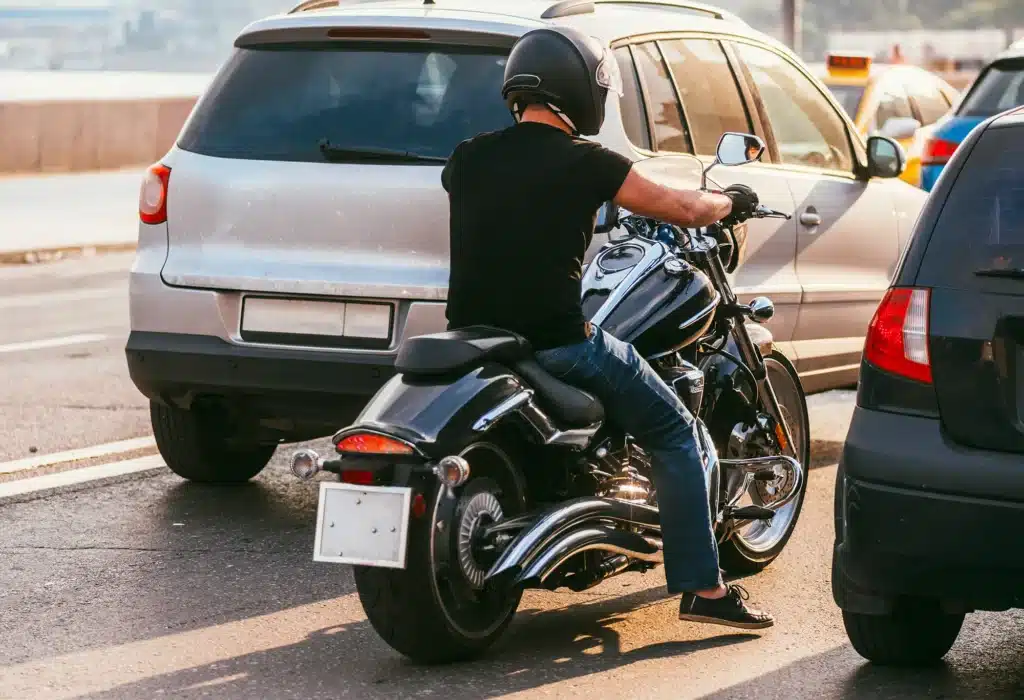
[878,116,921,141]
[595,200,620,235]
[716,133,765,167]
[866,136,906,178]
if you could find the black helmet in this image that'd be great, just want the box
[501,26,623,136]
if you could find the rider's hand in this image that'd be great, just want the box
[720,184,759,227]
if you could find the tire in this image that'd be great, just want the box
[843,601,965,667]
[355,442,524,664]
[150,401,275,483]
[718,350,811,575]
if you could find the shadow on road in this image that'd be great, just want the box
[75,581,760,700]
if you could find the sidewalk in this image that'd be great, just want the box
[0,169,142,257]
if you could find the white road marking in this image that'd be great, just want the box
[0,436,156,475]
[0,454,165,500]
[0,285,123,311]
[0,333,108,354]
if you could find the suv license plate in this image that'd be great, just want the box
[314,482,411,568]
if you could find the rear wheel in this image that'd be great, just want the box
[718,351,810,574]
[354,441,524,663]
[843,600,965,666]
[151,401,275,483]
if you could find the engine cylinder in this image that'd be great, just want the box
[660,360,705,417]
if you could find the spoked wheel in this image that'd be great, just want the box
[719,351,810,575]
[354,441,524,663]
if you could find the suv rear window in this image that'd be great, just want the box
[179,44,512,162]
[956,59,1024,118]
[919,125,1024,289]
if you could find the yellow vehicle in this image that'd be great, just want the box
[812,53,960,186]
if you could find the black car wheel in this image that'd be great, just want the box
[843,600,965,667]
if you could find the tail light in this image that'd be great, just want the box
[864,287,931,384]
[139,163,171,224]
[335,432,414,456]
[921,137,958,166]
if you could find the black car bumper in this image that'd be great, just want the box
[833,407,1024,614]
[125,331,396,434]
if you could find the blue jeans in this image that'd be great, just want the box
[535,326,723,593]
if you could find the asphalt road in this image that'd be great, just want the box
[0,253,1021,700]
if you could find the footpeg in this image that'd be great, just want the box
[727,505,775,521]
[752,469,778,482]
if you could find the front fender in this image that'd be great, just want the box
[350,362,524,459]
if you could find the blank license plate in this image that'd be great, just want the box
[241,297,392,342]
[314,482,412,568]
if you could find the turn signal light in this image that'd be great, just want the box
[865,287,932,384]
[335,432,414,455]
[139,163,171,224]
[921,137,958,166]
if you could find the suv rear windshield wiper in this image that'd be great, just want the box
[974,267,1024,280]
[318,140,448,164]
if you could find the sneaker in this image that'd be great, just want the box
[678,584,774,630]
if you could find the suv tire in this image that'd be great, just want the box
[843,601,965,667]
[151,401,275,483]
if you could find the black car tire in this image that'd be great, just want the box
[150,401,276,483]
[843,601,965,667]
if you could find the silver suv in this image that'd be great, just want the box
[127,0,925,482]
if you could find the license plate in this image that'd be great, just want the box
[313,482,412,568]
[241,297,392,345]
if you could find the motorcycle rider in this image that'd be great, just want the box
[441,26,773,630]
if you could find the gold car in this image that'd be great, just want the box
[812,53,960,186]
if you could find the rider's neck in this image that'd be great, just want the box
[519,105,573,134]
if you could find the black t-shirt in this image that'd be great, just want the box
[442,122,633,350]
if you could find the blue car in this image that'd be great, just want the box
[921,41,1024,191]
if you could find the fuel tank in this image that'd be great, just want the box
[582,237,719,359]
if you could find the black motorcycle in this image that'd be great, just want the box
[290,132,809,663]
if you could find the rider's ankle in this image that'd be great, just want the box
[693,584,728,600]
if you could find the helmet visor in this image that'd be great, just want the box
[596,46,624,97]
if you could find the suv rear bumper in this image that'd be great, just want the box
[833,407,1024,614]
[125,331,395,435]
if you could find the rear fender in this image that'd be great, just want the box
[340,362,526,459]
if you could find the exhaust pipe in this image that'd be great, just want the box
[485,497,661,588]
[512,525,663,589]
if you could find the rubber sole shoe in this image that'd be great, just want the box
[678,584,775,630]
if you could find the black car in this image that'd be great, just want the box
[833,105,1024,666]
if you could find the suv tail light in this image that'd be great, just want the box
[864,287,931,384]
[921,137,958,166]
[139,163,171,224]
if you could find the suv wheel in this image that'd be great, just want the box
[843,599,965,667]
[150,401,276,483]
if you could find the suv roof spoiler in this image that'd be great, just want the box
[287,0,743,24]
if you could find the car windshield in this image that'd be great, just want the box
[827,84,866,118]
[179,44,512,162]
[957,59,1024,117]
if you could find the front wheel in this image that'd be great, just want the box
[718,350,810,575]
[354,441,524,663]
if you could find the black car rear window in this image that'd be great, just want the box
[918,125,1024,290]
[956,59,1024,118]
[178,44,513,162]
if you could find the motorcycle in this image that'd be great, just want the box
[289,132,810,663]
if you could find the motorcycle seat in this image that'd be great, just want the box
[513,359,605,429]
[396,326,533,375]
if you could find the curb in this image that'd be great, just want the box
[0,242,137,265]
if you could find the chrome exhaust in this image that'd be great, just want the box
[485,497,660,588]
[512,525,663,589]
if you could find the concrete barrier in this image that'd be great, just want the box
[0,70,208,175]
[0,97,198,174]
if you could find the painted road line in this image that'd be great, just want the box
[0,286,123,311]
[0,454,166,500]
[0,333,108,354]
[0,436,156,475]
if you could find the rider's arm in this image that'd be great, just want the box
[613,169,732,228]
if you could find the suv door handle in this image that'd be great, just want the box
[799,208,821,228]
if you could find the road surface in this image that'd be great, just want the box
[0,253,1021,699]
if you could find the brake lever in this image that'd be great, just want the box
[752,205,792,220]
